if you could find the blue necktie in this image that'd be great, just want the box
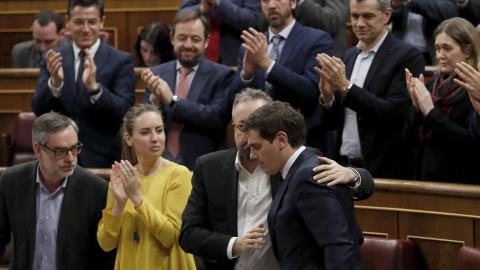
[76,51,85,95]
[265,35,283,94]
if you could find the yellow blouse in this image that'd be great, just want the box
[97,162,196,270]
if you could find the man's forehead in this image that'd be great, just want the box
[69,6,101,20]
[174,20,204,35]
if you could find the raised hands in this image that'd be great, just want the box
[45,49,64,88]
[82,49,98,92]
[315,53,351,93]
[405,69,433,116]
[232,223,267,254]
[241,27,270,78]
[141,69,172,105]
[110,160,144,214]
[455,62,480,113]
[312,156,357,186]
[315,54,336,103]
[110,163,129,215]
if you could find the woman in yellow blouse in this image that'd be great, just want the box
[97,104,196,269]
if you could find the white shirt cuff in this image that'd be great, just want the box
[241,73,254,84]
[319,94,335,109]
[48,77,63,97]
[265,60,276,79]
[227,237,239,259]
[89,89,103,103]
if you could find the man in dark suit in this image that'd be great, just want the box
[11,10,71,68]
[141,10,235,170]
[178,0,262,66]
[0,112,114,269]
[243,101,364,269]
[32,0,136,168]
[316,0,425,179]
[228,0,335,157]
[180,89,374,269]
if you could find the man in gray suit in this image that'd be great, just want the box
[0,112,114,269]
[11,10,71,68]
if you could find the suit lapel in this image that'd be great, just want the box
[277,22,301,66]
[188,59,210,102]
[363,33,392,89]
[270,173,283,199]
[164,61,177,94]
[23,162,39,263]
[56,171,79,260]
[345,48,358,80]
[224,149,240,236]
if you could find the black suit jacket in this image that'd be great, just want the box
[180,148,374,269]
[268,149,364,269]
[323,32,425,179]
[0,161,115,269]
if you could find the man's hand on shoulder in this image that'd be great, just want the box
[313,156,357,186]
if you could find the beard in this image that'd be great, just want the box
[237,139,252,160]
[176,48,203,68]
[267,8,290,29]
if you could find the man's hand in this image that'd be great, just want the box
[315,54,336,103]
[313,156,357,186]
[141,69,173,105]
[315,53,351,92]
[241,49,259,80]
[83,49,98,92]
[241,28,271,72]
[45,49,64,88]
[232,223,267,254]
[200,0,215,13]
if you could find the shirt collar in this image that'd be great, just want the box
[281,146,306,179]
[175,60,200,72]
[72,38,101,59]
[36,165,69,196]
[356,30,389,54]
[268,19,296,43]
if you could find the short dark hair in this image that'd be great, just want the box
[32,112,79,147]
[134,22,175,67]
[67,0,104,19]
[171,10,210,40]
[33,10,64,34]
[243,101,306,148]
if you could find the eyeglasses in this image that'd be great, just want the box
[232,122,245,133]
[42,142,83,159]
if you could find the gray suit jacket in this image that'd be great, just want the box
[11,38,71,68]
[0,161,115,269]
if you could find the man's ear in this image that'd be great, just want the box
[276,131,288,150]
[204,34,210,49]
[170,32,175,46]
[33,142,43,158]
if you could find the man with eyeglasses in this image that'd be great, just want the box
[0,112,115,269]
[180,88,374,269]
[33,0,136,168]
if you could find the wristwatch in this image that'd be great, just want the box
[88,83,103,96]
[169,95,180,107]
[343,82,353,95]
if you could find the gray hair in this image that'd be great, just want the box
[32,112,79,146]
[355,0,391,12]
[232,88,273,120]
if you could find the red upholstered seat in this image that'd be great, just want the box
[455,246,480,270]
[360,236,417,270]
[9,112,37,166]
[64,30,114,47]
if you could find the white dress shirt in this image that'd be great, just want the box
[282,146,306,179]
[226,152,280,270]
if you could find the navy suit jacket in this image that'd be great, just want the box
[0,161,115,269]
[142,58,235,170]
[268,149,364,269]
[180,147,374,269]
[178,0,261,66]
[322,32,425,179]
[228,21,334,130]
[32,42,136,168]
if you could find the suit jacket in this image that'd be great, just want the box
[258,0,349,57]
[178,0,261,66]
[268,149,364,269]
[458,0,480,26]
[0,161,115,270]
[179,148,374,269]
[142,58,235,170]
[390,0,457,62]
[229,21,334,130]
[32,42,136,168]
[323,32,425,179]
[11,38,71,68]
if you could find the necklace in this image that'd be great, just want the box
[132,172,159,244]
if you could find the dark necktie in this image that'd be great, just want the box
[76,51,86,95]
[265,35,283,93]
